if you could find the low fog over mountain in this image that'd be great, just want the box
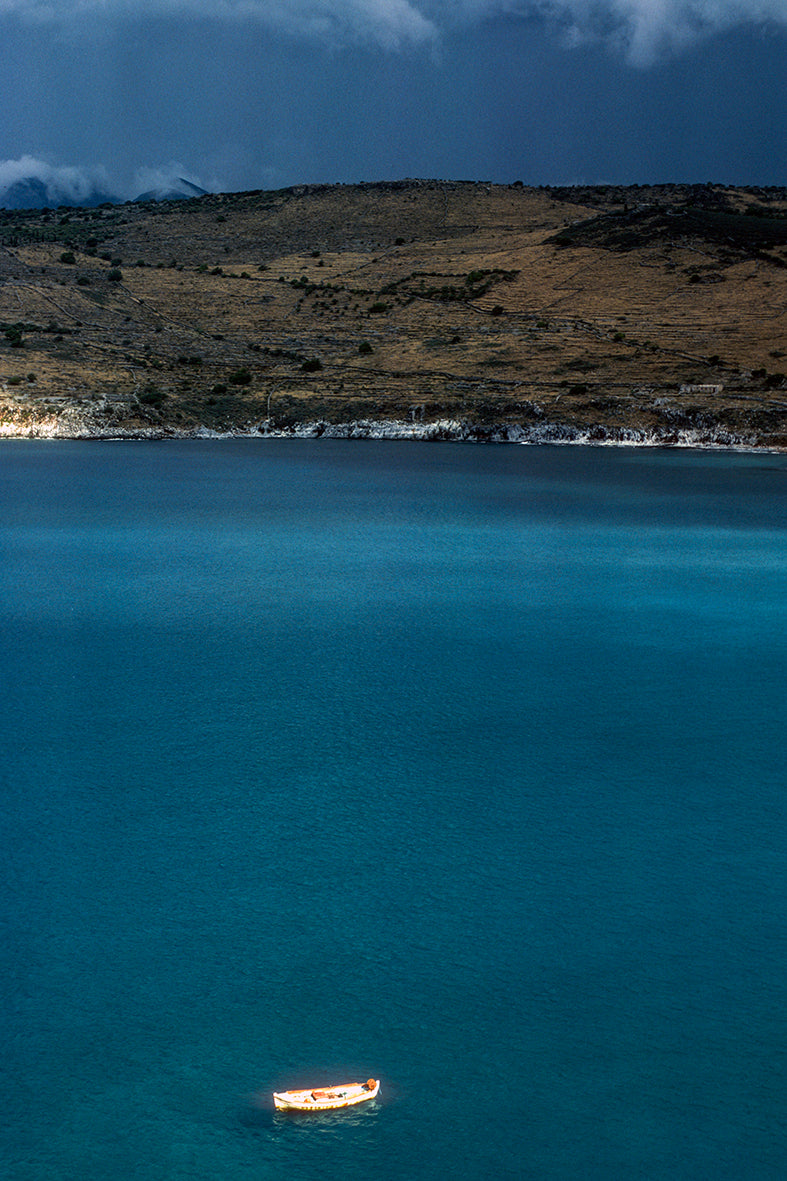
[0,159,209,210]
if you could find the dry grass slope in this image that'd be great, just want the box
[1,179,785,444]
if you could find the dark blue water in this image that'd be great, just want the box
[1,439,785,1180]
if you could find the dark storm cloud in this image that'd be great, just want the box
[4,0,787,60]
[1,0,786,196]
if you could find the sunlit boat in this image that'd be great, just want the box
[273,1078,380,1111]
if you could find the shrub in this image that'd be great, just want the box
[301,358,323,372]
[107,268,123,282]
[7,375,23,385]
[139,386,166,406]
[369,301,388,313]
[228,367,252,386]
[59,251,76,264]
[3,324,24,347]
[358,341,373,355]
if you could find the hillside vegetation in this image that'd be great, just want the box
[1,179,786,445]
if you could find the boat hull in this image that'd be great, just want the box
[273,1079,380,1112]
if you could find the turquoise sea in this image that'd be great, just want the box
[1,439,786,1180]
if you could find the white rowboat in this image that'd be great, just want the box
[273,1078,380,1111]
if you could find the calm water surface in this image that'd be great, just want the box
[1,440,785,1180]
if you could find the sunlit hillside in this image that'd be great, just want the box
[1,180,785,445]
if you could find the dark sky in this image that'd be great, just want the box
[1,0,786,199]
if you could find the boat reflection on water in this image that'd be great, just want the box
[272,1100,380,1129]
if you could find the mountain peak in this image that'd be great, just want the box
[133,178,208,203]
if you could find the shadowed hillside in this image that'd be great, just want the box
[1,180,785,445]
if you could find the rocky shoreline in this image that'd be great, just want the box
[0,407,774,451]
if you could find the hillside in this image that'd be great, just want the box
[1,180,786,446]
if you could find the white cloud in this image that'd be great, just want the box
[1,0,786,59]
[428,0,787,63]
[1,0,438,49]
[529,0,787,64]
